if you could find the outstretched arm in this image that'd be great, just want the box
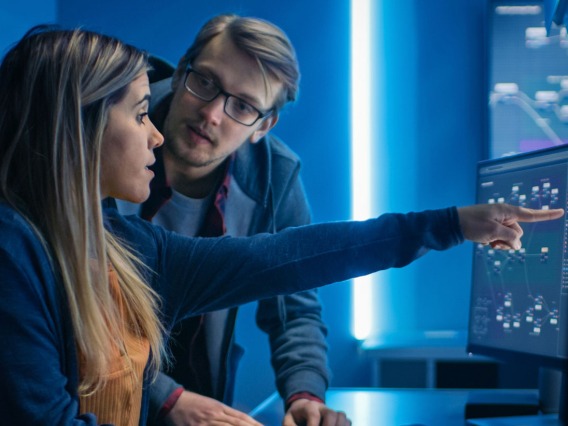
[110,204,564,322]
[458,204,565,250]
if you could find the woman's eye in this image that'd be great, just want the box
[138,112,149,124]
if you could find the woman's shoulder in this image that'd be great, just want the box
[103,204,159,239]
[0,201,42,249]
[0,200,29,225]
[0,201,56,284]
[103,204,170,265]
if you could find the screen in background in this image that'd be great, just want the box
[490,0,568,159]
[467,144,568,423]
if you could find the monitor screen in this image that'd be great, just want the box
[466,149,568,424]
[467,144,568,372]
[489,0,568,159]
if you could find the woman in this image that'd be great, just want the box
[0,26,561,425]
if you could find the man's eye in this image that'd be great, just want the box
[236,100,254,114]
[197,76,214,89]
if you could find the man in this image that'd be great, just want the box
[118,14,349,426]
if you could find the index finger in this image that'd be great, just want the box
[516,207,564,223]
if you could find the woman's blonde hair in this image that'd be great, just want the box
[0,26,164,393]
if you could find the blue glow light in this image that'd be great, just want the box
[350,0,376,340]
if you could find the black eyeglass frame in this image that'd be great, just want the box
[183,66,273,126]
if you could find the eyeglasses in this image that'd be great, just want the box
[184,67,273,126]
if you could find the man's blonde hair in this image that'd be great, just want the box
[173,14,300,112]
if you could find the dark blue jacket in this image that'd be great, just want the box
[0,200,462,425]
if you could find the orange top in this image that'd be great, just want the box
[79,267,150,426]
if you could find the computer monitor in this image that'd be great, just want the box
[488,0,568,159]
[467,144,568,423]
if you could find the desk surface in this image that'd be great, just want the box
[250,388,562,426]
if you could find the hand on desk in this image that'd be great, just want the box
[164,390,262,426]
[458,204,564,250]
[283,399,351,426]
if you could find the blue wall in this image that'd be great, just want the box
[1,0,489,412]
[0,1,56,57]
[370,0,487,335]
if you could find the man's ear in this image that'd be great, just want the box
[249,114,279,144]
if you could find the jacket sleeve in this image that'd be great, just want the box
[147,372,183,424]
[132,206,464,328]
[256,291,328,402]
[0,244,102,425]
[255,163,330,402]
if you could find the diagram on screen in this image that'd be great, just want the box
[470,164,567,353]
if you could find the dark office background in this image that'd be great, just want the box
[0,0,487,412]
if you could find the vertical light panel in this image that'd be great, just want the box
[350,0,376,340]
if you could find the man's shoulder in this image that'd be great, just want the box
[238,134,301,173]
[263,134,301,165]
[236,135,302,185]
[232,134,305,207]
